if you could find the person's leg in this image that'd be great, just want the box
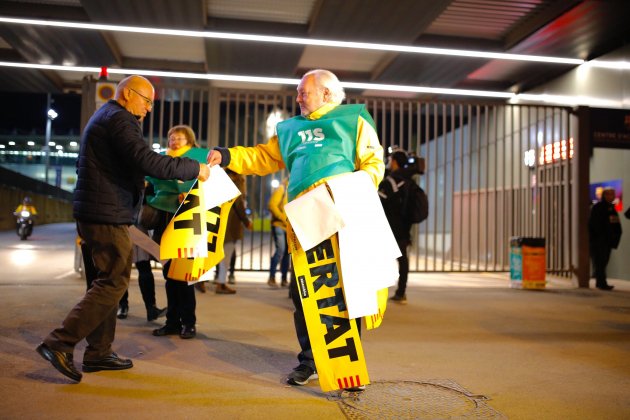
[395,240,409,297]
[178,281,197,337]
[117,290,129,319]
[280,232,290,286]
[163,268,183,329]
[152,276,181,335]
[228,248,237,283]
[289,271,314,370]
[137,260,165,321]
[592,246,612,288]
[216,241,236,294]
[45,223,132,360]
[81,242,99,290]
[136,260,156,308]
[268,226,283,286]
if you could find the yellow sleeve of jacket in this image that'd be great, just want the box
[227,136,285,176]
[355,115,385,188]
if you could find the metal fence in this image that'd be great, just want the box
[143,85,575,275]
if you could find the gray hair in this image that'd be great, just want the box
[303,69,346,104]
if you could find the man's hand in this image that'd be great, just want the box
[207,149,222,166]
[197,163,210,181]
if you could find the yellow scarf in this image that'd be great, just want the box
[166,145,191,158]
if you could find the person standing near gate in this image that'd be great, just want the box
[588,187,621,291]
[207,68,384,389]
[35,75,209,382]
[379,149,427,304]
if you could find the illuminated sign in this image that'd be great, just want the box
[523,138,574,167]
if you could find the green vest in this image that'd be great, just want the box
[276,104,373,201]
[146,147,207,213]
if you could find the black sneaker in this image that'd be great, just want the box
[286,364,318,386]
[117,304,129,319]
[389,294,407,304]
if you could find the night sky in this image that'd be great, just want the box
[0,92,82,136]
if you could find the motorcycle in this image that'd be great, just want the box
[16,210,34,240]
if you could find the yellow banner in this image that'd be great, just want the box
[166,200,234,282]
[365,287,388,330]
[160,181,208,261]
[292,234,369,392]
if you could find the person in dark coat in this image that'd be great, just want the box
[588,187,621,291]
[379,150,415,304]
[35,75,210,383]
[214,169,251,294]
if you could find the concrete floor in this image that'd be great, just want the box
[0,223,629,419]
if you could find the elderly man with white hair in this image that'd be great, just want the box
[207,68,384,390]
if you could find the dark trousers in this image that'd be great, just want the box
[591,244,612,288]
[394,239,410,297]
[229,249,236,277]
[289,268,361,371]
[163,262,196,328]
[45,222,132,360]
[119,260,156,309]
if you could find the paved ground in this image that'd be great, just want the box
[0,223,629,419]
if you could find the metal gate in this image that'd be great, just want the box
[144,85,575,275]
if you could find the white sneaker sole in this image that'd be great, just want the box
[287,372,318,386]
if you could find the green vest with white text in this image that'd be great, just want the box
[276,104,374,201]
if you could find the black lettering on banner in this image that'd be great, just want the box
[321,314,351,344]
[174,212,202,235]
[306,239,334,264]
[317,287,347,312]
[327,337,358,361]
[206,207,222,253]
[178,191,200,213]
[206,206,221,234]
[310,262,339,293]
[207,236,217,253]
[298,275,309,298]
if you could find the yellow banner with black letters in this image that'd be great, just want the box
[291,234,369,392]
[160,180,234,282]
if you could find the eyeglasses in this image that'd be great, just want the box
[128,87,153,107]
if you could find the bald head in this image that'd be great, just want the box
[302,69,345,104]
[115,75,155,121]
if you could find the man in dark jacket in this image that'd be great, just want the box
[379,150,419,304]
[35,75,210,382]
[588,187,621,291]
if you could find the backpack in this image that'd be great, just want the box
[403,180,429,224]
[381,175,429,224]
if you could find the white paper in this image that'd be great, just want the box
[202,166,241,210]
[284,184,345,251]
[326,171,401,319]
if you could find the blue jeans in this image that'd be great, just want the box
[270,226,290,280]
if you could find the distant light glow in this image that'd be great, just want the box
[47,108,58,120]
[270,179,280,189]
[539,138,574,165]
[10,248,36,266]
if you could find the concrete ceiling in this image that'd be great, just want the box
[0,0,628,99]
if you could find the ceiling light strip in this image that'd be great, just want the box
[0,61,513,98]
[0,16,583,65]
[1,61,619,106]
